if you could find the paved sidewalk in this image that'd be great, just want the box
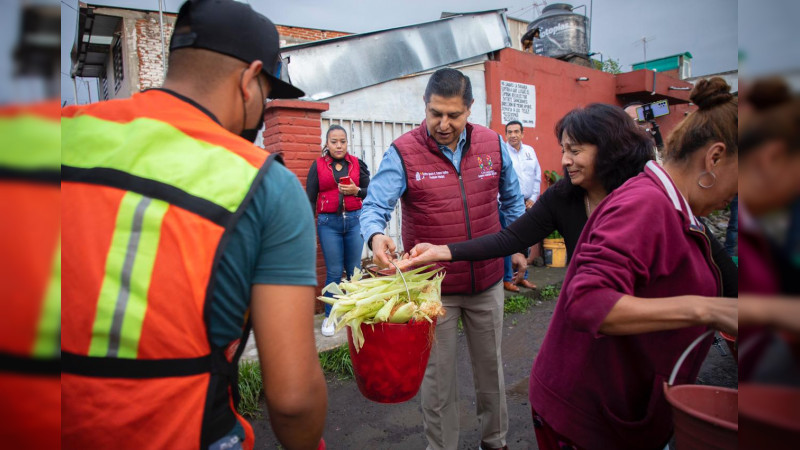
[240,264,567,360]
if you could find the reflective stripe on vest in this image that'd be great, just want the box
[32,242,61,359]
[88,192,169,358]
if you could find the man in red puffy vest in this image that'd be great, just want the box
[361,68,525,450]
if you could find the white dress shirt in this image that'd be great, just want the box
[506,142,541,202]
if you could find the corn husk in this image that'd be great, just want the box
[317,265,445,351]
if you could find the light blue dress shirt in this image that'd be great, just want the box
[360,127,525,245]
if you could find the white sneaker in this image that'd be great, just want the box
[321,318,335,337]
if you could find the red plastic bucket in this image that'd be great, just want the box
[663,330,738,450]
[346,319,435,403]
[739,384,800,448]
[719,332,737,361]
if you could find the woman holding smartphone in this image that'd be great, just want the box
[306,125,371,336]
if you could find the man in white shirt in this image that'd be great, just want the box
[503,120,541,290]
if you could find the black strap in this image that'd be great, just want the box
[62,166,233,227]
[62,351,215,378]
[0,352,60,375]
[229,319,253,408]
[0,167,60,185]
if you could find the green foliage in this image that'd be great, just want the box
[504,295,534,315]
[319,346,354,380]
[543,170,563,186]
[237,360,264,418]
[546,230,563,240]
[591,58,623,74]
[539,284,561,301]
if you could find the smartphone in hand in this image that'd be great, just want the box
[339,176,352,184]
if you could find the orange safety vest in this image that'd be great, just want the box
[62,90,276,449]
[0,100,61,449]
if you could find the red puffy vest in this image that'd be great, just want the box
[394,122,503,294]
[315,154,362,213]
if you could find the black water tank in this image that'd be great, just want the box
[522,3,590,66]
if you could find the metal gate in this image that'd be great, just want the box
[321,117,419,259]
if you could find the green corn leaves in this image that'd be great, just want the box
[317,266,446,351]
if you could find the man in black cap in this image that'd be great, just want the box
[61,1,327,449]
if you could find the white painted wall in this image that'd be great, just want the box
[321,62,488,126]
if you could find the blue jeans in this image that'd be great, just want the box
[318,210,364,316]
[725,196,738,257]
[500,209,528,282]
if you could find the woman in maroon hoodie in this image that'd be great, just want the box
[526,78,739,449]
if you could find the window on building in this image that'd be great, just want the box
[113,37,123,93]
[101,73,110,100]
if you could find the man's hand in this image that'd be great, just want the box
[371,234,397,268]
[525,199,534,209]
[511,252,527,283]
[338,182,360,196]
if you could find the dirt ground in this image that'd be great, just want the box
[250,266,737,449]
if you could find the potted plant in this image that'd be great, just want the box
[543,230,566,268]
[543,170,563,187]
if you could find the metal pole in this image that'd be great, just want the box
[158,0,168,81]
[72,77,79,105]
[643,37,647,70]
[589,0,593,53]
[85,79,92,103]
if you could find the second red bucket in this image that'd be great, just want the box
[347,319,436,403]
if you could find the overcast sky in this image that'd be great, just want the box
[57,0,757,105]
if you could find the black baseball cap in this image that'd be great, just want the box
[169,0,305,99]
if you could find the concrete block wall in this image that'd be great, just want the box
[263,100,330,312]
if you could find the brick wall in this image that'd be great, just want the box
[262,100,330,312]
[276,25,350,43]
[134,14,175,90]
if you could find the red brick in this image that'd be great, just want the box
[288,117,322,127]
[266,100,329,113]
[271,142,315,153]
[277,135,320,145]
[275,125,319,135]
[265,108,307,119]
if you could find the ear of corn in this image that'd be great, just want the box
[388,302,417,323]
[322,265,446,351]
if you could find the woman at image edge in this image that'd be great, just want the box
[525,77,738,449]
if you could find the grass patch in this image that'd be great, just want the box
[539,284,560,301]
[237,360,264,418]
[319,345,354,380]
[504,295,534,315]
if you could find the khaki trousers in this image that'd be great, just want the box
[421,281,508,450]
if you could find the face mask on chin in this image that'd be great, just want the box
[239,70,266,143]
[239,108,264,143]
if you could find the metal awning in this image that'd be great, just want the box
[280,10,511,100]
[70,4,122,78]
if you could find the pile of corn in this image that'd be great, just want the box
[318,265,445,351]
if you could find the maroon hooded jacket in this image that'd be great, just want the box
[529,161,722,449]
[394,121,503,294]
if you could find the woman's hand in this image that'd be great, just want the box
[338,183,360,196]
[403,243,452,266]
[702,297,738,336]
